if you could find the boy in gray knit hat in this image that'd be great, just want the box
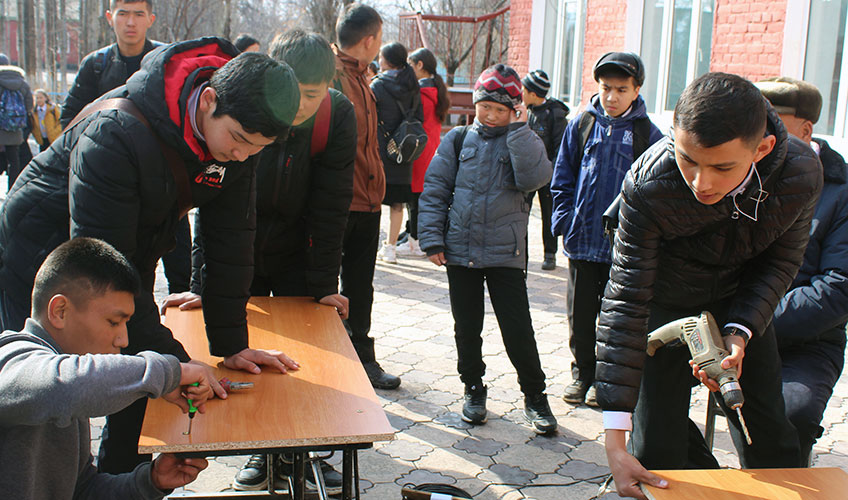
[522,69,569,270]
[419,64,558,434]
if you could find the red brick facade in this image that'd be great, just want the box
[710,0,787,82]
[507,0,790,107]
[508,0,533,76]
[580,0,628,103]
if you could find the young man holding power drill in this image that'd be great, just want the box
[596,73,821,498]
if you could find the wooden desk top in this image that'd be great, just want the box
[641,467,848,500]
[139,297,395,454]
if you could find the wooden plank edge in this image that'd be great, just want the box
[139,431,396,454]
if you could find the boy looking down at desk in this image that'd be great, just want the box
[0,238,213,499]
[597,73,822,498]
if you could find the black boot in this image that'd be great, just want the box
[363,361,401,390]
[462,383,488,424]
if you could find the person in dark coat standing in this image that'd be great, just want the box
[399,47,448,257]
[0,38,301,475]
[372,42,422,264]
[59,0,194,296]
[522,70,568,271]
[332,3,401,390]
[596,73,820,499]
[756,77,848,466]
[0,53,32,190]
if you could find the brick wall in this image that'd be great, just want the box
[507,0,533,76]
[580,0,628,104]
[710,0,787,82]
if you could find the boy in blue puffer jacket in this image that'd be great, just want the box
[550,52,663,407]
[418,64,557,435]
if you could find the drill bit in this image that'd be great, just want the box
[218,377,254,392]
[736,407,752,445]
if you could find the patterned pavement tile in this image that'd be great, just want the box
[478,463,537,485]
[454,436,508,457]
[556,459,611,482]
[376,438,434,462]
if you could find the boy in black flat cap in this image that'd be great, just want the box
[550,52,662,406]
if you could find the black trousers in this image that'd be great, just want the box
[781,341,844,465]
[3,143,21,191]
[160,216,192,294]
[446,265,546,395]
[529,183,557,255]
[565,259,610,383]
[630,302,801,470]
[406,192,420,240]
[98,398,150,474]
[340,210,381,363]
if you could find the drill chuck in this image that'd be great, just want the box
[719,380,744,410]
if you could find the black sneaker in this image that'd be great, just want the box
[541,253,557,271]
[562,379,591,404]
[305,459,344,495]
[233,454,268,491]
[462,384,488,424]
[363,361,401,390]
[525,393,558,434]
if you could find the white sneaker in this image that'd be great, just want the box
[378,242,397,263]
[396,238,426,257]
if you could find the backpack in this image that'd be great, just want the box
[0,88,28,131]
[381,92,428,165]
[576,112,652,165]
[310,91,332,157]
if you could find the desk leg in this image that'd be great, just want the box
[342,449,353,500]
[354,450,361,500]
[292,452,305,500]
[265,454,274,496]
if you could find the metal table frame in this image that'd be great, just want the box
[168,443,369,499]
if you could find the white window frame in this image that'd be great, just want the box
[530,0,585,109]
[627,0,714,116]
[782,0,848,139]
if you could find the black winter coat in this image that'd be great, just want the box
[527,98,569,162]
[0,38,258,360]
[191,89,356,301]
[774,138,848,352]
[371,65,423,185]
[595,109,824,413]
[60,39,163,128]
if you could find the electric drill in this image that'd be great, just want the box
[646,311,752,445]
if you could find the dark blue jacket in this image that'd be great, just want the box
[774,138,848,353]
[550,94,663,263]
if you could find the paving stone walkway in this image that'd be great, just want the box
[87,203,848,499]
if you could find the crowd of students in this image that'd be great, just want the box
[0,0,845,499]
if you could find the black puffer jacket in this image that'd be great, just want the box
[595,109,823,412]
[191,89,356,301]
[60,39,163,128]
[371,65,423,184]
[0,38,258,360]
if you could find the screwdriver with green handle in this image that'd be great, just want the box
[183,382,199,435]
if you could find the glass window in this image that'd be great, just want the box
[804,0,848,135]
[640,0,665,111]
[558,0,580,102]
[665,0,693,110]
[640,0,714,113]
[541,0,559,77]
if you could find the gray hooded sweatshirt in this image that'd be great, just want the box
[0,318,182,499]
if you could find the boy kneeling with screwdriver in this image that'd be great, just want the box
[0,237,213,499]
[596,73,821,498]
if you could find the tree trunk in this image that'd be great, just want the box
[222,0,232,41]
[45,0,58,93]
[0,0,6,56]
[22,0,36,81]
[97,0,110,48]
[59,0,65,92]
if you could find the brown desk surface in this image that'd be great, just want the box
[139,297,395,454]
[641,467,848,500]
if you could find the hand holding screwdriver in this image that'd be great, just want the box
[162,363,213,413]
